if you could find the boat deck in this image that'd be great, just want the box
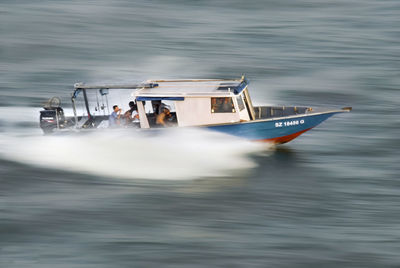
[253,106,311,120]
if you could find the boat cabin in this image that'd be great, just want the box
[71,77,256,129]
[134,78,255,128]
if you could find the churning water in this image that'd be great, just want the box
[1,0,400,267]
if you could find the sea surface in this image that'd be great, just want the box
[1,0,400,267]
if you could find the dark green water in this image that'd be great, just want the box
[1,0,400,267]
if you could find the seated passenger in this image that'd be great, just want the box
[155,106,171,127]
[211,98,218,113]
[109,105,122,127]
[221,97,234,112]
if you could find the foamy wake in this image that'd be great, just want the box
[0,110,273,180]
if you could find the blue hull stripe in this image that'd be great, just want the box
[207,112,339,140]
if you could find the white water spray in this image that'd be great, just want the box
[0,108,273,180]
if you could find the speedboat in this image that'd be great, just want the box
[39,76,351,144]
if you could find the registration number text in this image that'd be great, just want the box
[275,119,304,128]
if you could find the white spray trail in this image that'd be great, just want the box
[0,109,273,180]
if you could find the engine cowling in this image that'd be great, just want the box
[39,97,65,134]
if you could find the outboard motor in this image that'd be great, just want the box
[40,97,65,134]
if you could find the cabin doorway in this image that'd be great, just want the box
[137,100,177,128]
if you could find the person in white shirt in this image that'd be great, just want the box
[124,101,139,126]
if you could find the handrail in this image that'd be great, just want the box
[150,78,242,83]
[74,82,158,90]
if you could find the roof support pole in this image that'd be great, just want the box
[137,101,149,129]
[82,89,92,119]
[243,88,256,120]
[71,94,78,128]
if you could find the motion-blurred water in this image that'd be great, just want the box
[1,0,400,267]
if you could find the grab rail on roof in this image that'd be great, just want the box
[74,82,159,90]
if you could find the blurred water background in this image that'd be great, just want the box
[1,0,400,267]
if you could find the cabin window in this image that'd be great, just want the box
[236,95,245,111]
[211,97,235,113]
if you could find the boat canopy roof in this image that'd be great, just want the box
[74,77,249,99]
[138,78,248,97]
